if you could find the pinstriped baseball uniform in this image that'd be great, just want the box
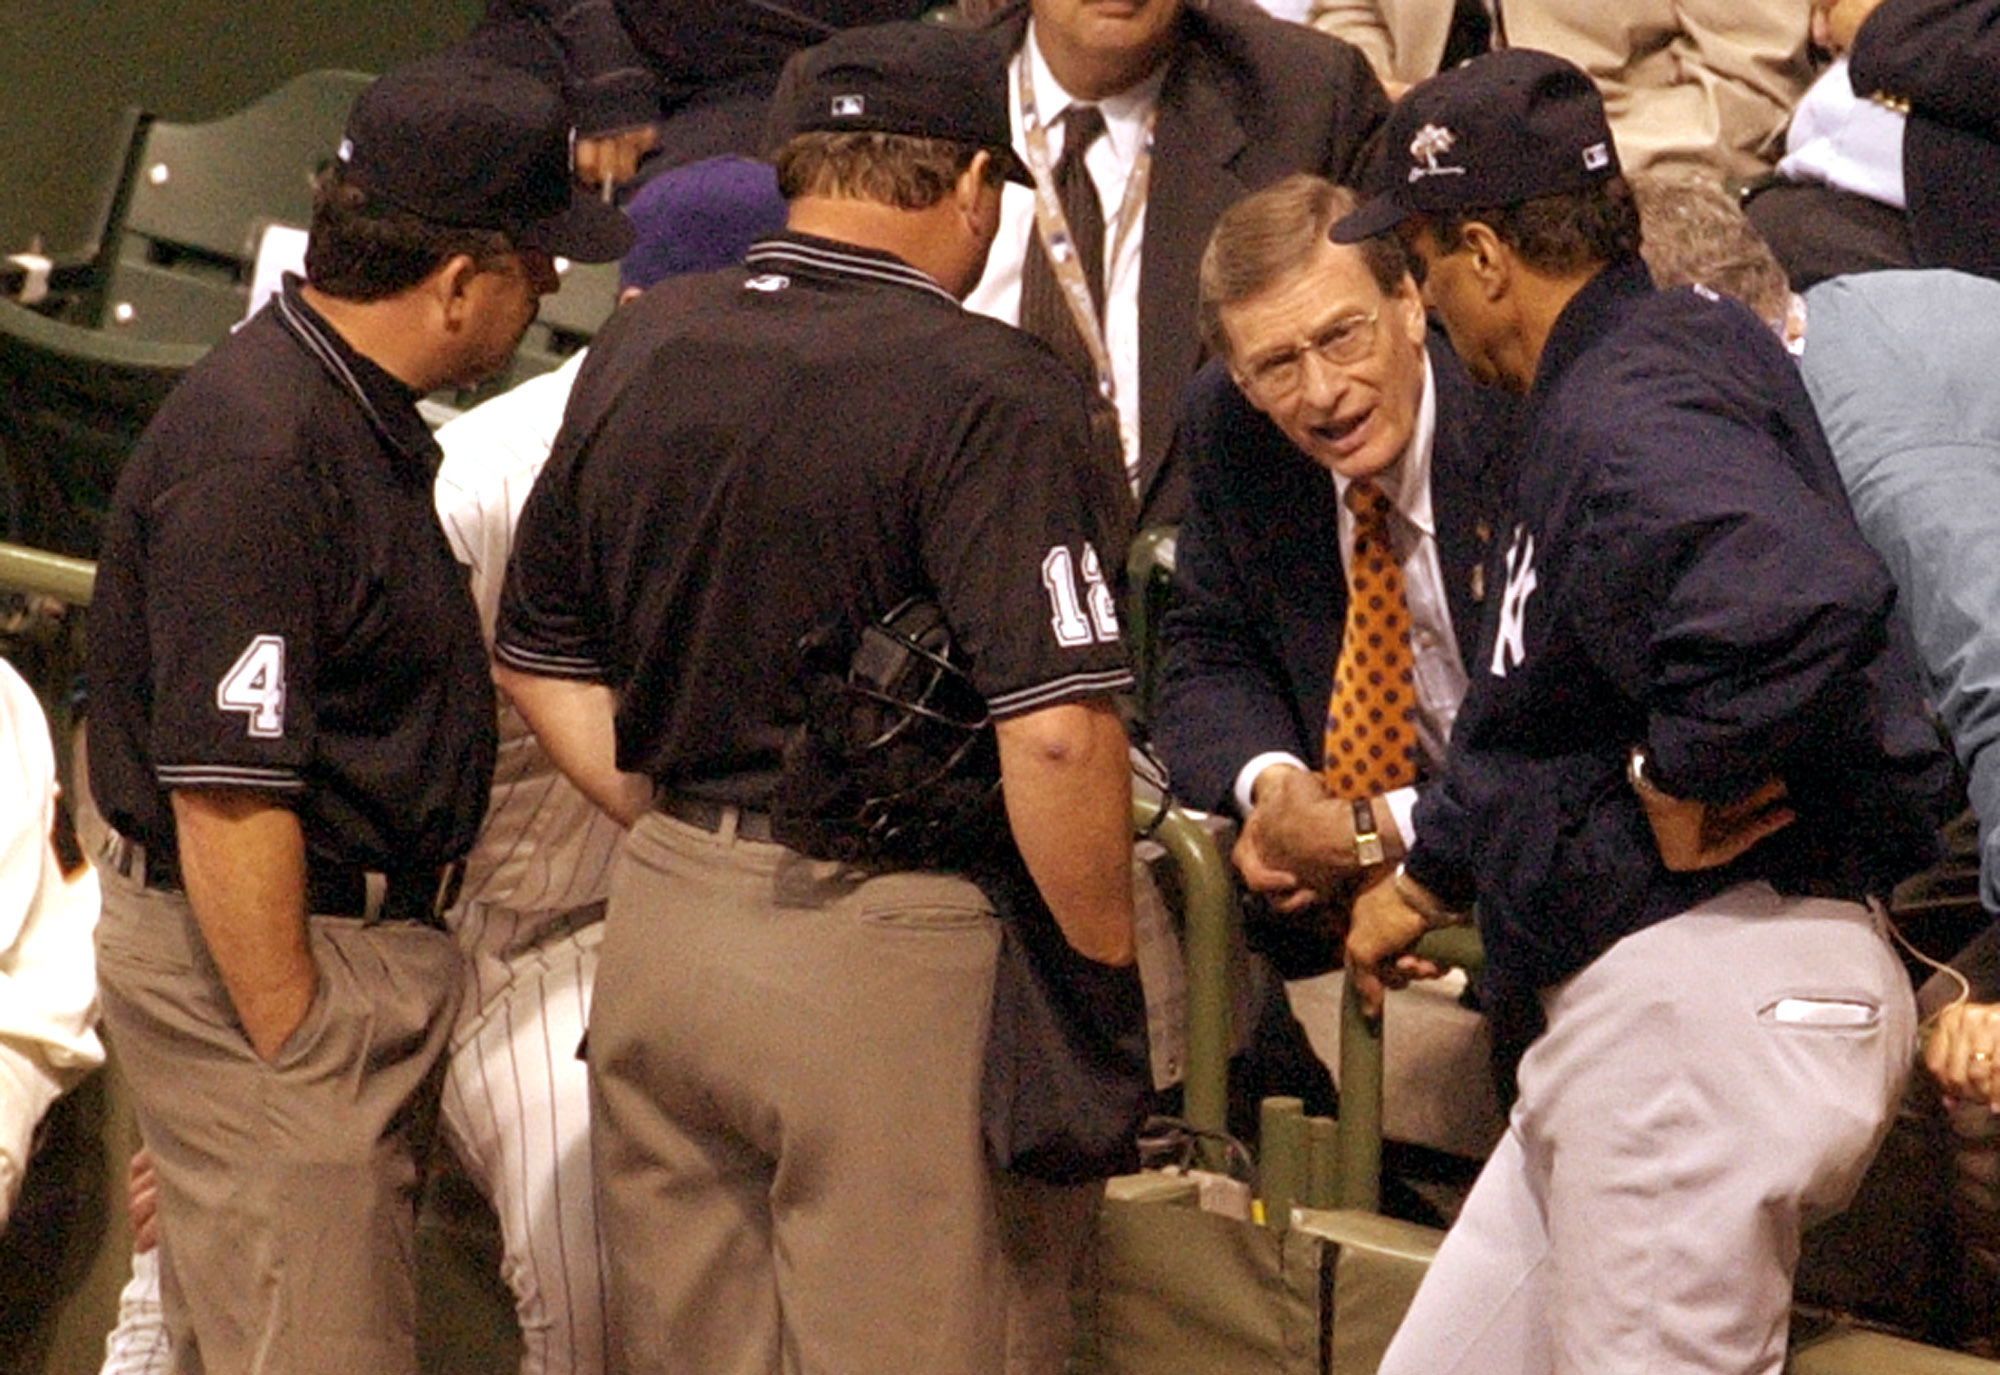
[431,351,624,1375]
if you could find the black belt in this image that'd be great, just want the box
[654,795,778,843]
[100,832,461,929]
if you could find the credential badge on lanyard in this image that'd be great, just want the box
[1017,56,1158,405]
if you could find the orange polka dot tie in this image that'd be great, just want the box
[1322,480,1419,798]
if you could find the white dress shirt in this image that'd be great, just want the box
[1778,56,1907,209]
[1231,359,1469,846]
[963,20,1166,492]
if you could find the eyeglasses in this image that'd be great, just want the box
[1239,308,1381,398]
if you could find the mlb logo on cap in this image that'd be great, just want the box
[766,20,1033,185]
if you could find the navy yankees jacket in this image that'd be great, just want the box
[1405,256,1954,1045]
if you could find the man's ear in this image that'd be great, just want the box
[1392,271,1428,346]
[955,150,995,217]
[1461,222,1510,302]
[433,252,483,328]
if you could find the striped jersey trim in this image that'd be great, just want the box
[744,239,958,306]
[987,667,1135,719]
[493,641,607,679]
[275,288,393,439]
[156,763,307,791]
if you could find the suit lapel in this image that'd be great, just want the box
[1134,28,1249,511]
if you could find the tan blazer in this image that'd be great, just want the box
[1312,0,1811,181]
[1498,1,1811,182]
[1309,0,1454,88]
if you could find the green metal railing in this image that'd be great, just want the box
[0,540,95,605]
[1136,792,1485,1213]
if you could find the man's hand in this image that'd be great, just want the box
[1629,754,1795,872]
[1345,872,1442,1017]
[575,126,660,193]
[1233,765,1374,910]
[1926,1001,2000,1111]
[128,1148,160,1253]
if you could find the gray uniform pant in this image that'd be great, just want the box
[94,865,461,1375]
[1379,881,1915,1375]
[590,809,1089,1375]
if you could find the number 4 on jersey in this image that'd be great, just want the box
[217,635,287,738]
[1041,544,1121,647]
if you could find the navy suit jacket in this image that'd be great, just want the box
[1152,342,1512,973]
[981,0,1388,527]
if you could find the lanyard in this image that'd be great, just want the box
[1017,56,1157,403]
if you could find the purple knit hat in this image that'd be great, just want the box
[618,155,788,291]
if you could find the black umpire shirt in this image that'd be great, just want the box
[496,232,1133,806]
[89,276,496,878]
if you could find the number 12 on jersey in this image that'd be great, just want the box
[1042,544,1120,647]
[217,634,287,738]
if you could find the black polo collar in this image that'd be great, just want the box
[274,274,443,474]
[742,232,959,307]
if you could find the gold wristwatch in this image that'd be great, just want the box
[1353,797,1386,867]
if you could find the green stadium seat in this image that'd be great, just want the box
[0,299,202,559]
[96,70,372,347]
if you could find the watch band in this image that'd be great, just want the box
[1352,796,1385,867]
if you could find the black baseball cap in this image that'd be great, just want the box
[767,21,1033,186]
[338,55,634,263]
[1333,49,1620,243]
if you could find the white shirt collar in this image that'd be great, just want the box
[1020,18,1167,166]
[1333,350,1438,537]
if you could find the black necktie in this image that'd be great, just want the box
[1019,104,1108,383]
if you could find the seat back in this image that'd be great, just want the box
[537,257,622,350]
[100,70,373,346]
[467,257,623,405]
[0,299,204,559]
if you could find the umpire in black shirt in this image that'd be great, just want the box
[495,21,1136,1374]
[87,56,629,1375]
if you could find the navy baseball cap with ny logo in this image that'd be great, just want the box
[1334,49,1620,243]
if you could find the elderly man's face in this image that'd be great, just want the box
[1032,0,1185,83]
[1220,236,1429,481]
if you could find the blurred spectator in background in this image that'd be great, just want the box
[1632,171,1802,345]
[0,659,100,1232]
[1309,0,1491,96]
[1845,0,2000,279]
[458,0,932,190]
[1310,0,1807,182]
[1742,0,1916,289]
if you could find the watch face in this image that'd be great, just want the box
[1352,796,1385,867]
